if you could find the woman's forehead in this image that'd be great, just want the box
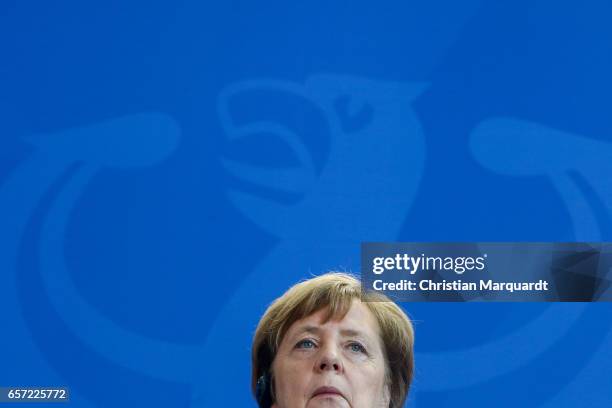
[286,300,380,338]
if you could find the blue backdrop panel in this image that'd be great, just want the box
[1,1,611,407]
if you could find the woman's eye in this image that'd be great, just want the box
[348,342,367,354]
[295,339,316,349]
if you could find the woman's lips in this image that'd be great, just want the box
[311,386,345,399]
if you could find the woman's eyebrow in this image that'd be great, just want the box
[291,325,321,338]
[339,329,374,343]
[289,327,374,343]
[340,329,366,337]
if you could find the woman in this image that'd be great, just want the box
[252,272,414,408]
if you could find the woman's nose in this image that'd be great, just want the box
[316,346,344,373]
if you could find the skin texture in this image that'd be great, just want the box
[271,300,390,408]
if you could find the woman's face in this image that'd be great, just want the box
[271,300,390,408]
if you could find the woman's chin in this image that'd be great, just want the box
[307,394,350,408]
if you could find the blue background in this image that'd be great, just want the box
[1,1,611,407]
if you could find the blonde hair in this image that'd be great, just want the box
[251,272,414,408]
